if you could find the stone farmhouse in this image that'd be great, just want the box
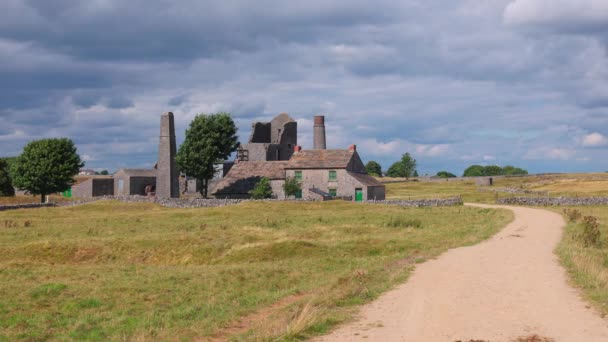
[69,112,385,201]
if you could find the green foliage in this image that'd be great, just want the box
[577,216,601,247]
[436,171,456,178]
[365,161,382,177]
[176,112,239,197]
[386,217,423,229]
[463,165,485,177]
[11,138,83,202]
[386,153,418,178]
[463,164,528,177]
[249,177,273,199]
[98,170,109,175]
[283,177,301,197]
[0,158,15,196]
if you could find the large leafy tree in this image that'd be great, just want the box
[483,165,503,176]
[463,165,485,177]
[11,138,83,203]
[176,112,239,197]
[0,159,15,196]
[365,161,382,177]
[386,161,405,178]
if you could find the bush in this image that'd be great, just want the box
[283,177,301,197]
[577,216,601,247]
[436,171,456,178]
[249,177,273,199]
[564,208,582,222]
[0,159,15,196]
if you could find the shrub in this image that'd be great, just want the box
[249,177,273,199]
[577,215,601,247]
[283,177,301,197]
[564,208,582,222]
[0,158,15,197]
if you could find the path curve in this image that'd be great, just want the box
[316,204,608,341]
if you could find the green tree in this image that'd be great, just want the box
[386,161,406,177]
[413,170,419,177]
[503,165,528,175]
[99,170,109,175]
[249,177,273,199]
[483,165,503,176]
[11,138,83,203]
[365,161,382,177]
[283,177,301,198]
[0,159,15,196]
[401,153,417,179]
[463,165,485,177]
[176,112,239,197]
[436,171,456,178]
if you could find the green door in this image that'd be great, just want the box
[355,188,363,202]
[295,189,302,199]
[62,188,72,198]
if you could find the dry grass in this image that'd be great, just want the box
[555,206,608,316]
[0,200,512,341]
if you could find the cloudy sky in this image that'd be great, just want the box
[1,0,607,175]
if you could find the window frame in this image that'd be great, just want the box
[294,170,303,181]
[328,170,337,181]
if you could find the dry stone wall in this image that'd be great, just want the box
[497,196,608,206]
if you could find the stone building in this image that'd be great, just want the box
[213,161,290,199]
[113,169,157,196]
[238,113,297,162]
[71,177,114,198]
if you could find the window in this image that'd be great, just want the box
[329,170,337,181]
[295,171,302,181]
[329,188,337,197]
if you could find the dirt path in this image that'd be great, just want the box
[316,204,608,341]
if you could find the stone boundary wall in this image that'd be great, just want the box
[0,203,56,211]
[365,196,463,207]
[479,187,548,195]
[497,196,608,206]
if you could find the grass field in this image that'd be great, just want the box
[0,201,512,341]
[383,173,608,203]
[556,206,608,316]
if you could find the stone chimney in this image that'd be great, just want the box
[313,115,326,150]
[294,145,302,152]
[157,112,179,198]
[349,144,357,152]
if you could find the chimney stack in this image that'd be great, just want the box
[294,145,302,152]
[349,144,357,152]
[313,115,326,150]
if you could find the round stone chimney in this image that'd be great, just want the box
[313,115,326,150]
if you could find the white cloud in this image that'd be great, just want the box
[504,0,608,26]
[581,132,608,147]
[524,147,576,160]
[483,155,496,161]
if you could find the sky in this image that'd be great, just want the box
[1,0,608,175]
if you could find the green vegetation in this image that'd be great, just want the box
[249,177,273,199]
[436,171,456,178]
[556,206,608,316]
[0,201,511,341]
[176,112,239,197]
[98,170,109,175]
[283,177,301,197]
[365,161,382,177]
[11,138,83,203]
[386,153,417,178]
[0,158,15,196]
[463,164,528,177]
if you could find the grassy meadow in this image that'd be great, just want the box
[0,201,512,341]
[555,206,608,316]
[383,173,608,203]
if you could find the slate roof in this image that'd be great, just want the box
[347,172,385,187]
[285,149,355,169]
[212,161,288,195]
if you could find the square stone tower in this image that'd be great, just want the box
[157,112,179,198]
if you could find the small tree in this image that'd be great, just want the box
[176,112,239,197]
[11,138,83,203]
[0,159,15,196]
[365,161,382,177]
[250,177,273,199]
[386,161,406,177]
[463,165,485,177]
[401,153,417,179]
[283,177,301,198]
[99,170,109,175]
[483,165,503,176]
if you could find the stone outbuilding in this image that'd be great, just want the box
[113,169,157,196]
[70,176,114,198]
[212,161,290,199]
